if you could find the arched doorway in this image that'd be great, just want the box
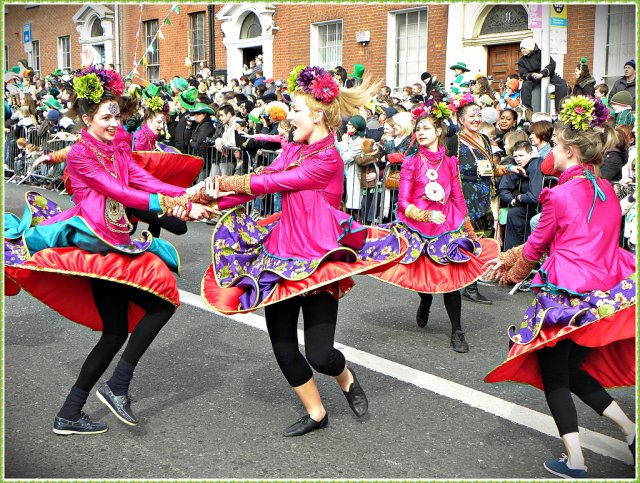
[217,4,276,79]
[240,13,263,71]
[73,5,114,67]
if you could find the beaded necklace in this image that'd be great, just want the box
[79,137,118,178]
[419,150,446,203]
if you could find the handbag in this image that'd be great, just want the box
[385,167,401,190]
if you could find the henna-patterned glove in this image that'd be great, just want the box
[497,245,537,285]
[158,193,191,215]
[218,174,253,195]
[187,187,213,204]
[463,217,477,240]
[405,204,431,223]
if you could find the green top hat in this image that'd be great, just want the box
[349,63,365,79]
[44,98,64,111]
[54,68,62,76]
[170,77,189,92]
[449,62,470,72]
[143,83,162,99]
[178,87,198,110]
[189,102,214,115]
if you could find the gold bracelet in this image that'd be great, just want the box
[219,174,252,195]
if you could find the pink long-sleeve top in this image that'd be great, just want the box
[217,132,352,260]
[43,129,185,246]
[524,163,636,294]
[114,123,133,150]
[396,145,468,237]
[133,123,158,152]
[252,133,288,149]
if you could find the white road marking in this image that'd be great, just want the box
[179,289,633,465]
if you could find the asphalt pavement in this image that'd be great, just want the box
[3,182,637,479]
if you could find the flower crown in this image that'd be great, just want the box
[287,65,340,104]
[411,99,451,121]
[73,66,125,104]
[147,96,169,115]
[447,93,475,114]
[559,95,609,131]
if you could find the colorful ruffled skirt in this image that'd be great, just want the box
[369,221,499,293]
[4,191,181,333]
[485,275,636,390]
[201,208,408,314]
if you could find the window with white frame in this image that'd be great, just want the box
[190,12,206,75]
[316,21,342,70]
[144,20,160,82]
[31,40,40,79]
[604,5,636,78]
[393,9,428,89]
[57,35,71,70]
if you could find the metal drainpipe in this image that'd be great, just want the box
[114,4,121,72]
[208,5,216,72]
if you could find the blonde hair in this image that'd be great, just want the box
[503,129,529,156]
[391,111,414,138]
[478,122,496,138]
[296,75,379,131]
[554,124,605,167]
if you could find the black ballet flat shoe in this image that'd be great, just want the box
[96,382,138,426]
[461,283,493,305]
[52,412,108,435]
[450,330,469,353]
[416,302,430,328]
[342,368,369,417]
[283,413,328,437]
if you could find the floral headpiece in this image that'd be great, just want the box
[447,93,475,114]
[559,95,609,131]
[147,96,169,115]
[73,65,125,104]
[287,65,340,104]
[411,99,451,121]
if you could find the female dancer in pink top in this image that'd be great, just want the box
[484,96,636,478]
[370,102,498,353]
[192,66,406,436]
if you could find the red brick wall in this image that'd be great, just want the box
[4,4,82,75]
[565,5,596,83]
[271,4,448,83]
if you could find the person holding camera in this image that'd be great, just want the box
[186,103,215,161]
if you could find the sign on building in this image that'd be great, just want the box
[549,4,567,55]
[23,23,32,53]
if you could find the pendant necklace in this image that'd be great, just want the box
[421,151,445,203]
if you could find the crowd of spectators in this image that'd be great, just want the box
[4,50,636,252]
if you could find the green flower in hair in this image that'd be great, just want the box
[148,96,165,113]
[432,102,451,120]
[73,73,104,104]
[287,65,306,93]
[559,96,595,131]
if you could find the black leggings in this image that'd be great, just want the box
[539,340,614,436]
[419,291,462,332]
[73,278,175,392]
[264,293,346,387]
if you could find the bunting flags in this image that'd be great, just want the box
[128,3,180,78]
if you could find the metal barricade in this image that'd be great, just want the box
[251,149,280,219]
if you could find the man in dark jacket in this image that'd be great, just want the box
[608,59,636,110]
[498,140,544,250]
[517,38,568,113]
[169,87,198,152]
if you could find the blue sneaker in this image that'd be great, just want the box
[543,454,588,479]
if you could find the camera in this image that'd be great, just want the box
[186,115,196,122]
[259,112,270,121]
[275,80,283,87]
[468,80,477,87]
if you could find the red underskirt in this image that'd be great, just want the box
[5,247,179,333]
[484,305,636,390]
[369,238,499,293]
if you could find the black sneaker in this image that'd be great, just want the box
[52,411,108,435]
[450,330,469,353]
[96,382,138,426]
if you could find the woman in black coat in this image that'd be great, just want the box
[571,58,596,97]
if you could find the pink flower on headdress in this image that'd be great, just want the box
[575,107,586,114]
[310,73,339,103]
[104,70,125,96]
